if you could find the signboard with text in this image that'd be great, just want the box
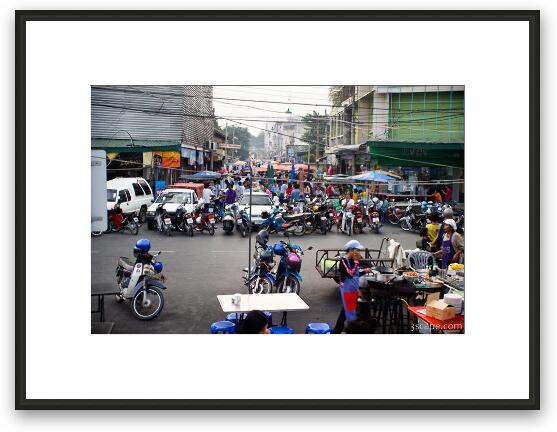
[220,143,241,149]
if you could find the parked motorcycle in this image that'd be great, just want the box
[236,205,251,237]
[175,204,194,237]
[115,239,167,320]
[386,200,402,225]
[244,231,312,295]
[272,233,313,294]
[106,202,140,235]
[260,207,305,236]
[243,232,276,294]
[154,202,172,236]
[400,205,427,232]
[325,202,342,232]
[302,198,328,235]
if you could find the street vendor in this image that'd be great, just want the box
[332,240,372,334]
[434,219,464,268]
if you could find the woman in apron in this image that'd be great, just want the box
[332,240,372,333]
[436,218,464,268]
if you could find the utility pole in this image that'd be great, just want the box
[225,122,228,165]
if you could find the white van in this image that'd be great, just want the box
[106,177,154,222]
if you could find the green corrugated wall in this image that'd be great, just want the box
[388,91,464,143]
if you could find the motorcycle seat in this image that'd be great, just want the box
[283,214,304,221]
[118,257,134,272]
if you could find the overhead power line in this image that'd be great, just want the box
[92,85,463,112]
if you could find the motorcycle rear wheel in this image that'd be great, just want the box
[304,221,316,235]
[290,221,305,236]
[127,222,139,235]
[208,225,215,236]
[131,287,164,320]
[400,219,411,231]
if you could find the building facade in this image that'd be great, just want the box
[91,85,214,185]
[265,110,308,163]
[326,85,464,200]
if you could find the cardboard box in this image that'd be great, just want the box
[426,300,457,321]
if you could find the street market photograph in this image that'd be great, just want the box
[90,85,465,335]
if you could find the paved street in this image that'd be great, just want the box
[91,223,419,334]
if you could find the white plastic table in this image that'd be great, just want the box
[217,293,309,326]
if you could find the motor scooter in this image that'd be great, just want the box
[115,248,167,320]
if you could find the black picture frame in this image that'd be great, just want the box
[15,9,540,410]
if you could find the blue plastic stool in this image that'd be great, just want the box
[226,312,272,326]
[211,321,236,334]
[305,323,332,334]
[225,313,246,324]
[269,325,294,334]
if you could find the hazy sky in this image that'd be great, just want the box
[212,85,332,137]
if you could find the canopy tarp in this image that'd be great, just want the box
[367,140,464,168]
[323,174,352,184]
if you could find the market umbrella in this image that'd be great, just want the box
[350,171,394,183]
[184,170,222,181]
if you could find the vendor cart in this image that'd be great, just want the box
[315,238,400,283]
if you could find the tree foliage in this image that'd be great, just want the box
[222,125,252,159]
[301,111,329,162]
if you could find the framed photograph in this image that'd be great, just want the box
[15,10,539,409]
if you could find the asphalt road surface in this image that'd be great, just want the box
[91,222,420,334]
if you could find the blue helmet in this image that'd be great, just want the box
[273,243,287,256]
[153,262,163,273]
[135,238,151,252]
